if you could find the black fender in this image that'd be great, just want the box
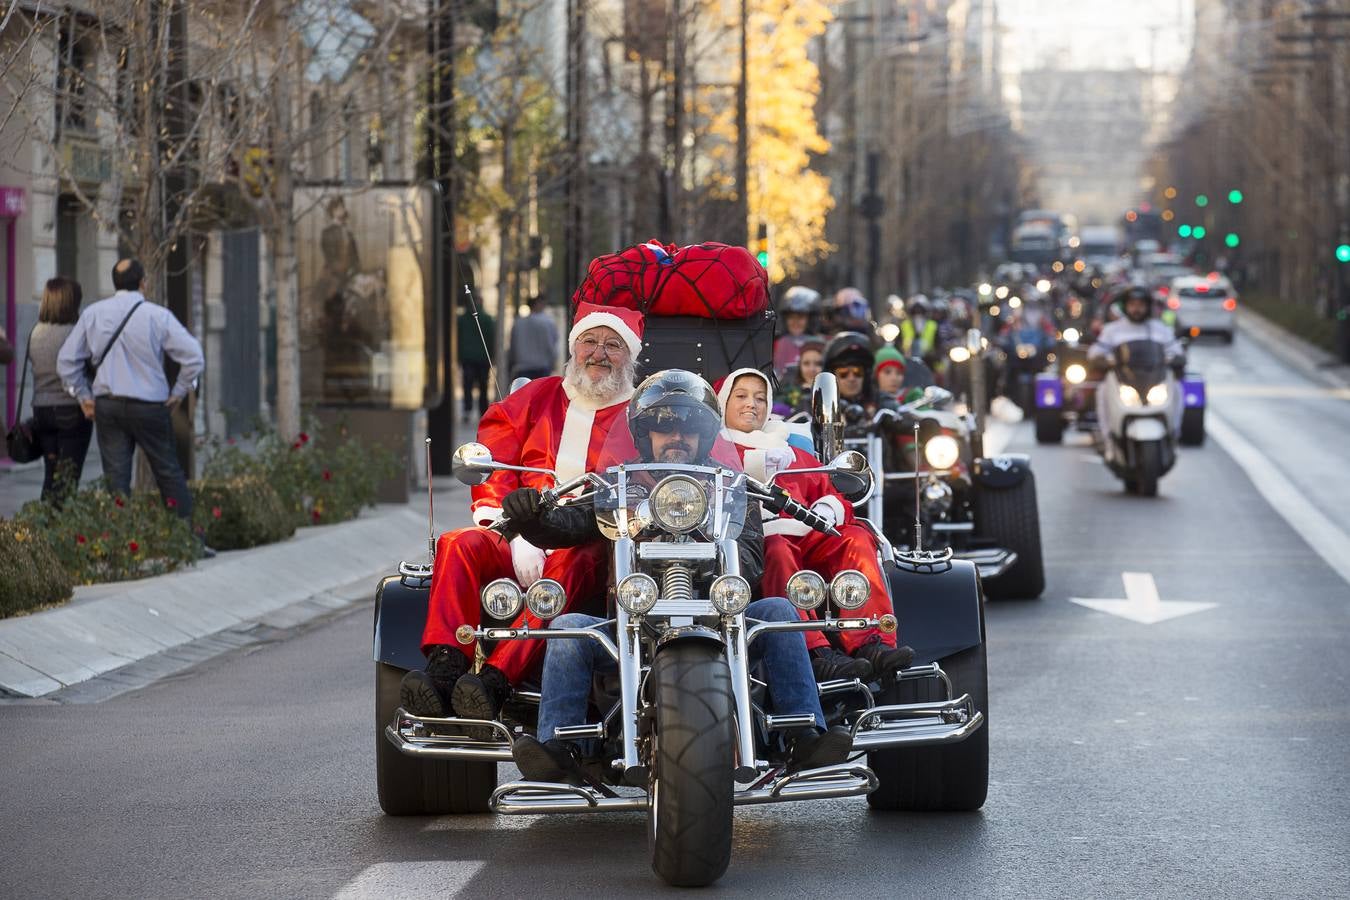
[971,452,1031,489]
[886,557,985,666]
[372,574,432,670]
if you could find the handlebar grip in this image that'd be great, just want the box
[779,496,841,537]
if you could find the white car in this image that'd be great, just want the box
[1169,275,1237,343]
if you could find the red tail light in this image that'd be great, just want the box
[1223,298,1237,311]
[1167,297,1181,310]
[1195,284,1209,292]
[1158,286,1170,296]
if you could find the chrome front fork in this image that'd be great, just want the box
[719,538,759,782]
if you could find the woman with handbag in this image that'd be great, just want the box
[27,277,92,503]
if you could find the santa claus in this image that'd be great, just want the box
[402,302,644,723]
[715,368,913,682]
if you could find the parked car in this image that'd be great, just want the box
[1168,275,1237,343]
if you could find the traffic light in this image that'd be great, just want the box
[754,223,769,268]
[1178,224,1192,238]
[1228,189,1243,204]
[1337,243,1350,263]
[1195,194,1209,208]
[1193,225,1207,239]
[1225,233,1240,248]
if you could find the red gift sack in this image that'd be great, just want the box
[572,239,770,319]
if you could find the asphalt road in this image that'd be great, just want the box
[3,337,1349,899]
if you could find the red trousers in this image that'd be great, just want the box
[421,527,609,682]
[760,525,895,652]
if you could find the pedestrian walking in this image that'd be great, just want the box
[456,301,494,422]
[27,277,93,504]
[507,300,558,381]
[57,259,206,542]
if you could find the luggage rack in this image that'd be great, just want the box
[894,547,955,572]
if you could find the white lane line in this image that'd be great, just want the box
[333,861,486,899]
[1207,412,1350,587]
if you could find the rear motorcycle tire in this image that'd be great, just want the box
[867,643,990,811]
[375,662,495,815]
[1179,406,1205,446]
[976,472,1046,600]
[648,642,736,887]
[1035,407,1064,444]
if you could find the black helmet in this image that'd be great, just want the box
[629,369,722,462]
[823,331,874,373]
[1122,285,1152,323]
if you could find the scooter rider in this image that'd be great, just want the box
[1088,285,1185,368]
[715,368,914,683]
[401,303,644,723]
[505,370,855,783]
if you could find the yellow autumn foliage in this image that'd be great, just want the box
[705,0,835,283]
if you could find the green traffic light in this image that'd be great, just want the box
[1195,194,1209,207]
[1228,189,1243,204]
[1337,243,1350,263]
[1193,225,1207,239]
[1225,233,1240,248]
[1178,224,1192,238]
[756,251,769,267]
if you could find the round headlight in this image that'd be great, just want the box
[524,579,566,620]
[1146,383,1169,406]
[948,346,971,363]
[830,570,871,611]
[710,575,752,616]
[1064,363,1087,384]
[1062,327,1080,344]
[924,434,960,470]
[650,475,708,534]
[481,578,523,620]
[617,573,659,616]
[786,570,827,610]
[1118,384,1142,406]
[878,322,900,342]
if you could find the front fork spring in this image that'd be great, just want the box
[662,564,693,602]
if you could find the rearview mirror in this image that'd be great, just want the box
[827,450,873,502]
[452,442,494,486]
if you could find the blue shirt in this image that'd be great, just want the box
[57,290,204,403]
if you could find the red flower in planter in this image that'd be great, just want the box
[114,496,125,508]
[76,534,87,545]
[322,470,332,481]
[311,509,321,523]
[165,497,177,509]
[211,506,222,519]
[291,442,301,451]
[299,432,310,444]
[128,541,140,554]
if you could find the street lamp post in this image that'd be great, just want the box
[736,0,749,248]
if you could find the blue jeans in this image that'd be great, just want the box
[536,597,827,742]
[94,397,193,520]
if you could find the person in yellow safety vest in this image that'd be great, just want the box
[899,295,940,361]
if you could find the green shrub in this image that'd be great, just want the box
[0,520,75,618]
[13,486,200,586]
[191,475,295,550]
[199,419,398,529]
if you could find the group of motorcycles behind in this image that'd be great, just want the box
[369,245,1210,887]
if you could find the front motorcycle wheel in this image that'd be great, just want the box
[1135,441,1162,497]
[648,642,736,887]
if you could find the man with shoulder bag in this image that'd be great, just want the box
[57,259,208,552]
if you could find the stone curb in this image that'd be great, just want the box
[0,483,469,698]
[1237,308,1350,390]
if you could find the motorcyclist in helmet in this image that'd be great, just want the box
[831,287,873,333]
[823,331,876,423]
[505,370,854,784]
[773,286,823,376]
[1089,285,1185,369]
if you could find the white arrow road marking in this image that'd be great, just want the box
[333,861,485,900]
[1070,572,1218,624]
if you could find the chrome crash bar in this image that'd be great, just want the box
[384,708,515,762]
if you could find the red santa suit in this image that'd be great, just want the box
[715,369,895,653]
[421,303,643,683]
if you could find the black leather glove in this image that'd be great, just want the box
[502,487,543,523]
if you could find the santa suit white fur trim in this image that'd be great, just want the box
[763,518,813,537]
[720,422,793,451]
[472,505,503,527]
[568,312,644,358]
[554,401,597,486]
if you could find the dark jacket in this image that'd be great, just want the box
[511,494,766,592]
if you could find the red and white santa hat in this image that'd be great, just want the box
[714,367,773,416]
[569,301,646,358]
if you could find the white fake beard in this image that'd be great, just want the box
[564,354,636,405]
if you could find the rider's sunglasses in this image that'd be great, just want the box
[835,366,865,379]
[648,407,700,435]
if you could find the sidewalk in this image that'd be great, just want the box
[0,474,470,699]
[1237,307,1350,390]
